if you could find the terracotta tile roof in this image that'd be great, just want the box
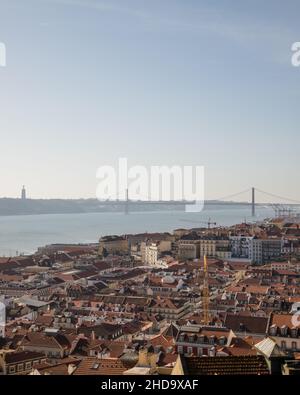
[274,270,299,276]
[35,314,54,326]
[122,320,145,335]
[92,261,112,271]
[220,336,257,356]
[150,334,175,349]
[34,358,81,375]
[78,322,122,339]
[243,335,266,347]
[148,298,187,309]
[270,313,296,330]
[36,364,70,375]
[224,313,269,335]
[181,355,270,375]
[73,357,133,375]
[102,341,127,358]
[244,285,269,295]
[158,352,178,366]
[176,326,231,344]
[4,351,45,364]
[21,332,72,351]
[219,346,257,356]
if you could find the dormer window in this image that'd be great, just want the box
[291,327,298,338]
[280,325,288,336]
[179,334,185,342]
[270,324,277,336]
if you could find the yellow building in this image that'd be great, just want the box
[98,235,128,256]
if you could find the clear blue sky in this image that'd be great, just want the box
[0,0,300,202]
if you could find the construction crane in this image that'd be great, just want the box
[271,204,294,218]
[205,218,217,229]
[202,255,210,326]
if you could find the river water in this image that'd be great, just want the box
[0,204,274,256]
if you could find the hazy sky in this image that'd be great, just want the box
[0,0,300,202]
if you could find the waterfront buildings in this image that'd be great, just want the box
[98,235,128,256]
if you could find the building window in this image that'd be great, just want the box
[292,341,297,351]
[25,362,32,370]
[270,325,277,336]
[177,346,183,354]
[281,341,286,350]
[280,326,288,336]
[17,363,23,372]
[291,329,298,338]
[187,347,193,355]
[9,366,16,374]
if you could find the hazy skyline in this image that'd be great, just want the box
[0,0,300,202]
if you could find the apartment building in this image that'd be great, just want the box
[175,325,233,357]
[249,237,283,264]
[98,235,128,256]
[199,236,231,259]
[268,313,300,354]
[141,240,172,265]
[178,233,200,260]
[0,351,46,375]
[230,236,254,258]
[144,243,159,266]
[20,330,71,359]
[269,261,300,272]
[146,298,192,321]
[178,234,231,260]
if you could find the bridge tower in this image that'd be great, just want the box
[251,187,255,217]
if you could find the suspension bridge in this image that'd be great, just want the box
[98,187,300,216]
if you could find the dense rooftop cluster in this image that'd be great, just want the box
[1,217,300,375]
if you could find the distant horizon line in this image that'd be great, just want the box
[0,196,298,205]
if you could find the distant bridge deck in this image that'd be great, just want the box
[97,200,284,206]
[98,200,196,206]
